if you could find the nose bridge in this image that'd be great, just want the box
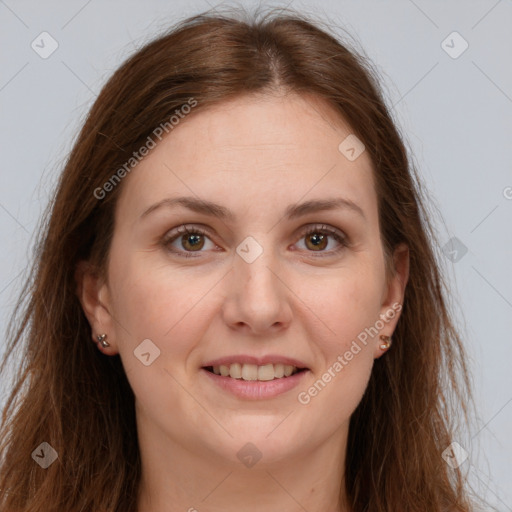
[222,233,291,333]
[235,234,281,300]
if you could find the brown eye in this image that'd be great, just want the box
[297,225,348,256]
[180,233,205,251]
[304,232,328,251]
[163,225,216,258]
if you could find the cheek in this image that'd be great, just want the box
[298,275,379,423]
[300,265,384,348]
[294,265,382,407]
[109,249,179,330]
[107,258,209,403]
[108,252,221,362]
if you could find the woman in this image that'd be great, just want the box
[0,6,477,512]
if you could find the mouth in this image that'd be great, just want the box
[201,363,310,400]
[202,363,308,381]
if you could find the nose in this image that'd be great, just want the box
[221,244,293,336]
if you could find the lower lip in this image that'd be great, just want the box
[201,368,309,400]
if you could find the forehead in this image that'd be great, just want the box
[116,93,378,223]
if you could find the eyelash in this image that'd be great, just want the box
[161,224,348,259]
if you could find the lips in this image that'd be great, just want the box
[201,365,309,399]
[200,354,310,394]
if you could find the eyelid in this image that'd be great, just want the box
[161,222,348,258]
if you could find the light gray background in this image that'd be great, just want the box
[1,0,511,508]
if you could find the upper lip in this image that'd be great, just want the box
[202,354,309,369]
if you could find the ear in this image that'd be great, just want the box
[374,243,409,358]
[75,260,118,354]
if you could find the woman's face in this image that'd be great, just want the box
[81,93,408,469]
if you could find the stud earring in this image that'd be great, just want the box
[96,333,110,348]
[379,334,391,350]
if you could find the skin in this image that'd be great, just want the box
[78,92,409,512]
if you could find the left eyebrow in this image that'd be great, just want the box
[285,197,366,221]
[139,196,366,222]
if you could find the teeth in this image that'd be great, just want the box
[274,364,285,378]
[258,364,275,381]
[242,364,258,381]
[230,362,242,379]
[210,363,300,381]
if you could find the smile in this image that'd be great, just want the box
[201,361,310,400]
[204,363,305,381]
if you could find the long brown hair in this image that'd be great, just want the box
[0,6,477,511]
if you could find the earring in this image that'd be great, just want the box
[96,333,110,348]
[379,334,391,350]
